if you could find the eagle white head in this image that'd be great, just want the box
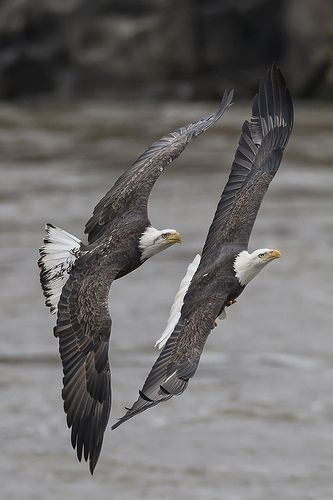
[234,248,281,286]
[139,227,181,261]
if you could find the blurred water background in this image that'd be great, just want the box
[0,99,333,500]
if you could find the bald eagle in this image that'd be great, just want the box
[112,64,294,430]
[38,90,233,474]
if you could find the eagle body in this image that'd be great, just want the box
[182,244,245,321]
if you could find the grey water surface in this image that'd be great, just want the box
[0,101,333,500]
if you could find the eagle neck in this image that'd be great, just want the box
[233,250,261,286]
[139,226,163,261]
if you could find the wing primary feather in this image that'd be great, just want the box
[85,90,233,243]
[112,297,223,430]
[201,64,294,257]
[53,257,117,474]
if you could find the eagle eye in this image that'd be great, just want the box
[258,253,265,258]
[161,233,168,239]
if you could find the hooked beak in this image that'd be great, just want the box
[167,231,182,244]
[268,249,282,260]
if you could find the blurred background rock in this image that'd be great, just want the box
[0,0,332,101]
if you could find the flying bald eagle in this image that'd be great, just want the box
[38,90,233,474]
[112,64,294,430]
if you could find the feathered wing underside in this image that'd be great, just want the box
[200,120,256,256]
[201,64,294,261]
[112,289,225,429]
[54,255,120,474]
[85,90,233,244]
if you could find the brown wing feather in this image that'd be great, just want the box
[54,253,121,474]
[85,90,233,244]
[201,64,293,262]
[112,282,226,429]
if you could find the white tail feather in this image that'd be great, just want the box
[38,224,81,315]
[155,254,201,350]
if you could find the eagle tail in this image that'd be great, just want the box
[155,254,201,350]
[38,223,81,314]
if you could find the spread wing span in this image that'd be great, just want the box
[85,89,234,244]
[112,288,226,429]
[112,64,294,430]
[54,252,122,474]
[201,64,293,260]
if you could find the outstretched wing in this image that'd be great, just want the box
[112,286,226,429]
[85,90,233,244]
[201,64,294,262]
[54,252,121,474]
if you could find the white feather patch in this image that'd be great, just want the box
[233,249,269,286]
[38,224,81,314]
[155,254,201,350]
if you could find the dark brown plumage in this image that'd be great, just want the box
[38,91,233,474]
[112,64,294,430]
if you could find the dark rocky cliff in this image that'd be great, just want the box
[0,0,332,100]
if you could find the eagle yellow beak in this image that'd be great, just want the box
[268,249,282,260]
[167,231,182,244]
